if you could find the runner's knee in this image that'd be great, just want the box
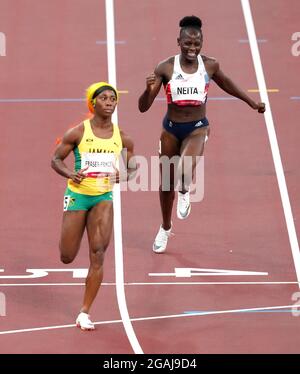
[90,246,107,269]
[59,242,78,264]
[60,253,75,264]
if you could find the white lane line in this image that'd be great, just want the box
[149,267,268,277]
[0,281,299,286]
[105,0,143,354]
[0,303,298,336]
[241,0,300,288]
[96,40,126,45]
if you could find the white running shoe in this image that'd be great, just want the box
[76,312,95,331]
[153,225,172,253]
[177,191,191,219]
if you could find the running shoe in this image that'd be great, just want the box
[153,225,172,253]
[76,312,95,331]
[177,190,191,219]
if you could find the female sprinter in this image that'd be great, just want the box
[138,15,265,253]
[52,82,136,330]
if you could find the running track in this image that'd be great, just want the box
[0,0,300,354]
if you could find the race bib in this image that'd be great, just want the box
[81,152,116,177]
[170,77,207,105]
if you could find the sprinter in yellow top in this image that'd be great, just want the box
[51,82,136,330]
[67,117,123,196]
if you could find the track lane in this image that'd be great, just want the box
[0,0,132,353]
[115,0,300,353]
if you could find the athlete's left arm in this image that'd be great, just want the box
[210,59,265,113]
[120,131,137,182]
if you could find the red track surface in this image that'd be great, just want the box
[0,0,299,354]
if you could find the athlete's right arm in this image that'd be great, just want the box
[138,63,164,112]
[51,126,87,184]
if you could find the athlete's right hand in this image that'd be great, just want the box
[146,73,157,91]
[70,166,89,184]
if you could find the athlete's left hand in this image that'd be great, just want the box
[253,102,266,113]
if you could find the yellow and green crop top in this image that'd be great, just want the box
[68,119,122,195]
